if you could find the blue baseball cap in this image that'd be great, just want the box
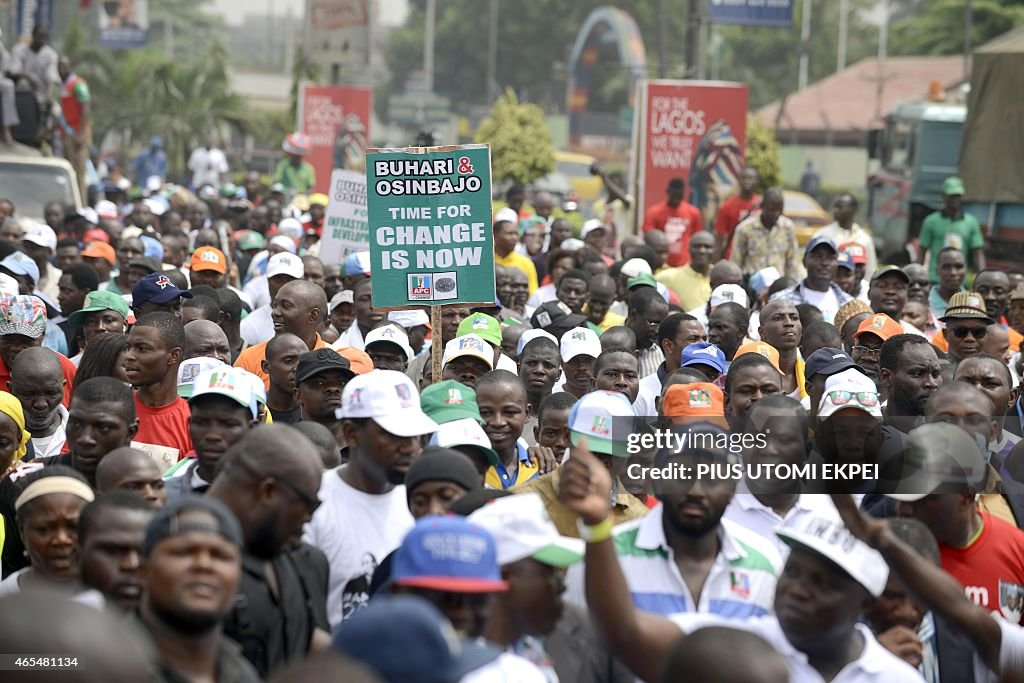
[680,342,727,374]
[132,272,193,308]
[804,236,837,256]
[836,251,855,271]
[0,252,39,285]
[343,251,371,277]
[391,516,508,593]
[333,595,501,683]
[805,347,860,379]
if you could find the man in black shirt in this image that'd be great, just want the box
[208,424,330,677]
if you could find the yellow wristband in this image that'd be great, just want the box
[577,517,613,543]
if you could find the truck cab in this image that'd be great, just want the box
[867,101,965,263]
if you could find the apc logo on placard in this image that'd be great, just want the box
[409,274,433,300]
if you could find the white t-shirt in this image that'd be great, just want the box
[333,324,366,351]
[460,653,549,683]
[243,276,271,311]
[239,304,274,347]
[188,147,229,189]
[800,286,840,325]
[303,467,414,629]
[982,616,1024,682]
[670,615,924,683]
[633,371,663,419]
[29,405,69,460]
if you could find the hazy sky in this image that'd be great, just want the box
[209,0,409,27]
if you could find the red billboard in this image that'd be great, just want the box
[298,84,372,194]
[634,81,749,233]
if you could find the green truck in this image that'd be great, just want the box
[867,28,1024,270]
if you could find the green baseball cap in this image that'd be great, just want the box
[943,176,965,196]
[239,232,267,251]
[420,380,483,425]
[67,290,131,327]
[457,313,501,346]
[626,273,659,290]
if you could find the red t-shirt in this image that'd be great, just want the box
[714,194,761,259]
[642,201,703,267]
[941,511,1024,624]
[0,352,77,408]
[132,394,194,467]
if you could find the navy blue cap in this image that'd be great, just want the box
[836,252,855,271]
[333,595,501,683]
[805,347,859,379]
[679,342,727,374]
[142,495,242,558]
[132,272,193,308]
[804,236,837,255]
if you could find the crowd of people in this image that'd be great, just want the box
[2,115,1024,683]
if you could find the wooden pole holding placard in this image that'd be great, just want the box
[431,305,443,385]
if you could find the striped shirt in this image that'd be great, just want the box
[566,506,781,618]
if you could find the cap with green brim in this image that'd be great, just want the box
[626,273,659,290]
[420,380,482,425]
[468,493,585,568]
[67,290,130,327]
[568,390,635,458]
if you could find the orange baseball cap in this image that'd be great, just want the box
[191,246,227,274]
[854,313,903,343]
[335,346,374,374]
[81,241,116,266]
[662,382,728,428]
[733,341,782,374]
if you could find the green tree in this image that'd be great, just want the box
[475,88,554,185]
[745,114,781,191]
[890,0,1024,56]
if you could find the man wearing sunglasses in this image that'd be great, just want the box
[208,424,331,677]
[940,291,995,365]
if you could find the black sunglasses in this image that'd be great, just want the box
[952,326,988,339]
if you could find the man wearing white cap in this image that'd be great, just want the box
[552,327,601,400]
[494,217,539,295]
[304,370,439,628]
[816,367,884,496]
[560,442,924,683]
[239,252,305,346]
[687,282,749,330]
[387,309,430,357]
[440,334,494,389]
[20,223,61,303]
[364,324,415,373]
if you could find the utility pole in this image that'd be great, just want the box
[837,0,848,72]
[798,0,811,90]
[876,0,889,121]
[657,0,668,77]
[424,0,436,93]
[963,0,973,82]
[684,0,706,79]
[487,0,498,102]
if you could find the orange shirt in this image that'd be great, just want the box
[234,334,326,390]
[642,201,704,267]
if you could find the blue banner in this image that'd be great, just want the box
[709,0,794,28]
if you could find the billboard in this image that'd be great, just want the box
[297,83,372,195]
[709,0,794,27]
[99,0,149,49]
[308,0,370,66]
[635,80,749,234]
[365,145,495,309]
